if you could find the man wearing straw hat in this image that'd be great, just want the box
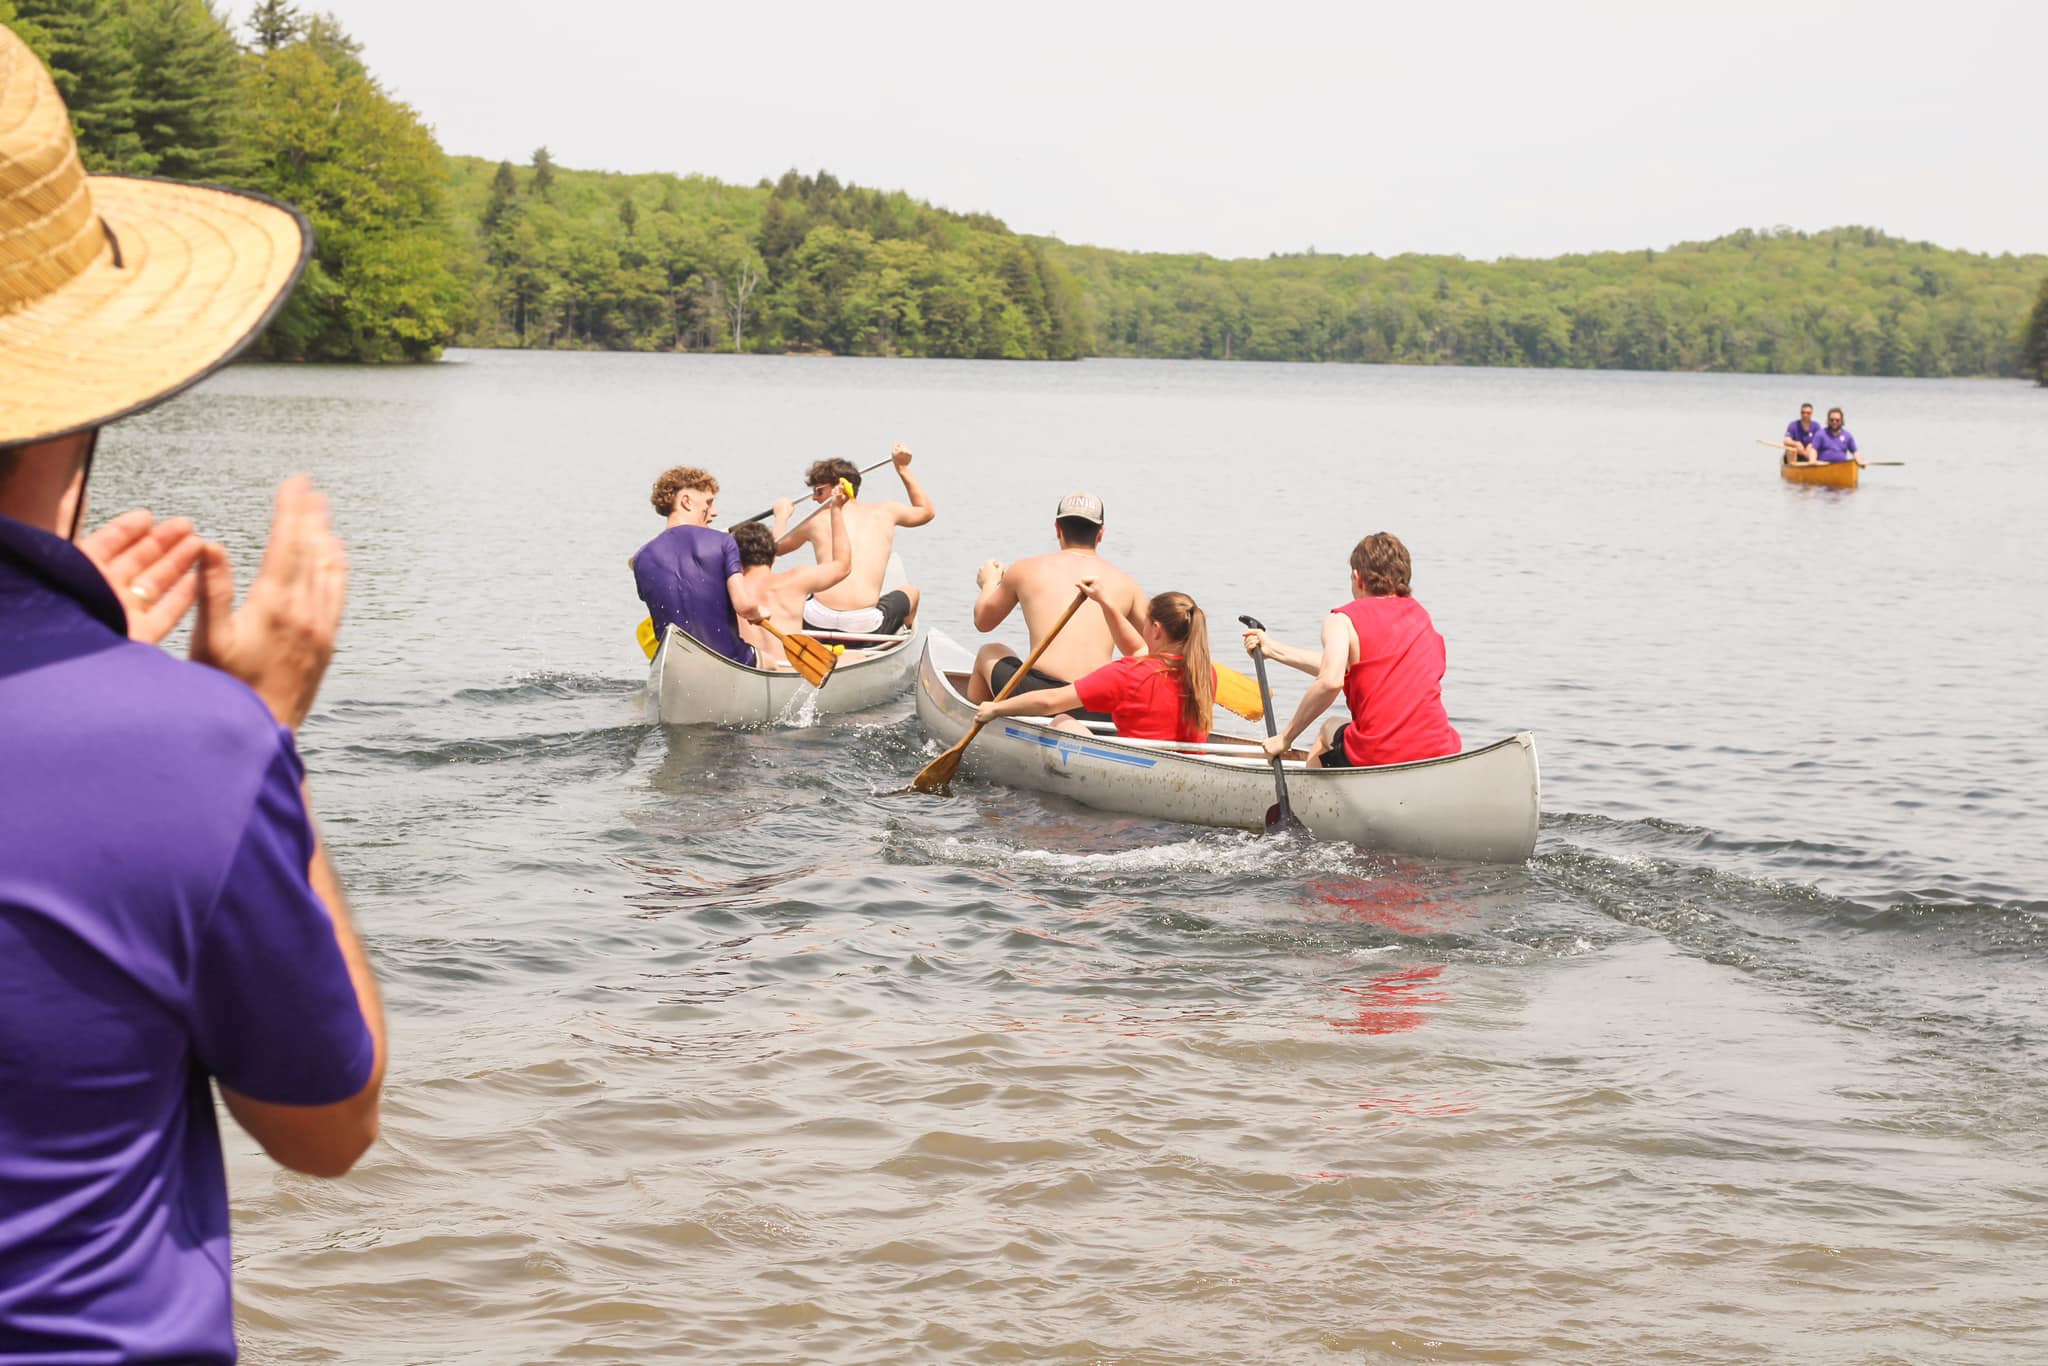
[0,29,384,1360]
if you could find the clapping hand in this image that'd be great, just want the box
[78,509,204,645]
[190,476,349,731]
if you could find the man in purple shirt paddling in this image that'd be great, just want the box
[1812,407,1861,463]
[1,28,384,1363]
[632,464,763,665]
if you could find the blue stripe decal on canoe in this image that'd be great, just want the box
[1001,725,1159,769]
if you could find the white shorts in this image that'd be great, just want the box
[802,597,885,634]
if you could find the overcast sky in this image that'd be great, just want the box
[306,0,2043,261]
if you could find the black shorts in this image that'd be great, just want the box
[989,657,1111,723]
[873,589,912,636]
[1314,722,1361,769]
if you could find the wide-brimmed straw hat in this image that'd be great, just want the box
[0,27,311,448]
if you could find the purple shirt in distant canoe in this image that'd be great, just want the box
[1785,418,1819,446]
[0,513,374,1364]
[1812,426,1859,463]
[633,523,756,666]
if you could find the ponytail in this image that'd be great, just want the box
[1147,591,1215,739]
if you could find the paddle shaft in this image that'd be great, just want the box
[733,457,892,528]
[1238,615,1298,827]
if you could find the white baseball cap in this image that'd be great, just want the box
[1055,492,1104,525]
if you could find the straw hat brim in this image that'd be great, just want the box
[0,176,310,448]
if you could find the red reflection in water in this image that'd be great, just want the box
[1307,878,1462,936]
[1330,964,1450,1036]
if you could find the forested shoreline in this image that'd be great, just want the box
[10,2,2047,380]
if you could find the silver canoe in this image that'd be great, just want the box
[914,632,1540,863]
[650,624,920,725]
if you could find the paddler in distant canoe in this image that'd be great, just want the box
[1811,406,1860,464]
[732,486,865,669]
[1240,532,1461,769]
[632,465,763,666]
[774,443,932,637]
[1782,402,1822,463]
[966,492,1149,713]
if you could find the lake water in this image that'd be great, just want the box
[97,351,2048,1362]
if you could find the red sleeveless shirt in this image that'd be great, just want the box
[1331,596,1460,766]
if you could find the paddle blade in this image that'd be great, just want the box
[912,742,967,794]
[1214,664,1266,722]
[637,617,659,660]
[1264,804,1310,837]
[781,630,840,688]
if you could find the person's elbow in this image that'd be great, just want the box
[902,506,936,528]
[225,1084,382,1178]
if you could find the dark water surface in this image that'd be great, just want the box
[100,353,2047,1362]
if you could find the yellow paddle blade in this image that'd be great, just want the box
[637,617,658,660]
[1213,663,1267,722]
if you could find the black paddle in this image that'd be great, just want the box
[1239,615,1308,836]
[731,456,893,528]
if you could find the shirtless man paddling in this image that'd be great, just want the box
[967,492,1148,706]
[775,444,933,637]
[732,489,852,669]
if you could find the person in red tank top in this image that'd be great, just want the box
[974,585,1217,742]
[1239,532,1461,769]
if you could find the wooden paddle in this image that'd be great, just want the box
[1239,615,1308,836]
[760,620,841,687]
[636,614,840,687]
[732,457,891,528]
[912,588,1088,794]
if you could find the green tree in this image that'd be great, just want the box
[2024,278,2048,386]
[237,33,465,359]
[244,0,299,49]
[123,0,241,180]
[530,145,554,198]
[16,0,143,170]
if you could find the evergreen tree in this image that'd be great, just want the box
[245,0,300,50]
[530,145,554,199]
[479,159,519,235]
[123,0,241,181]
[16,0,143,171]
[2024,278,2048,386]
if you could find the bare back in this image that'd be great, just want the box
[1005,550,1144,683]
[806,500,901,611]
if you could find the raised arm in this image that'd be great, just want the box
[1241,627,1323,676]
[1265,614,1352,756]
[889,444,935,528]
[786,493,853,596]
[774,505,825,559]
[973,559,1018,632]
[1081,577,1145,656]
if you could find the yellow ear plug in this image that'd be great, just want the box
[832,645,846,655]
[838,477,855,500]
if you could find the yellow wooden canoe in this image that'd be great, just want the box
[1781,458,1859,489]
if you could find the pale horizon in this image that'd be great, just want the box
[297,0,2044,263]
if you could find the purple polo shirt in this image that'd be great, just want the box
[632,523,756,666]
[1813,426,1859,463]
[0,514,374,1363]
[1784,418,1819,445]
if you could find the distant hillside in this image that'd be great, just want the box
[451,151,2045,376]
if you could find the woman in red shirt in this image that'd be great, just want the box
[1240,532,1461,769]
[973,584,1216,742]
